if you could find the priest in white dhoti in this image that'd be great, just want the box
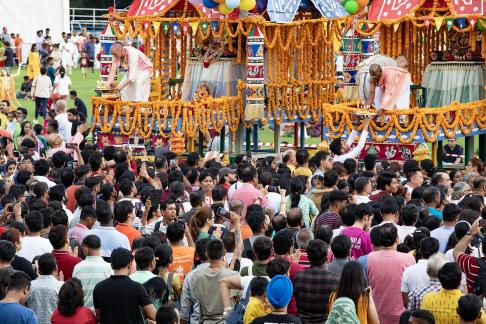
[108,42,153,102]
[359,55,411,112]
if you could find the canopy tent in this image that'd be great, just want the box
[267,0,348,23]
[126,0,240,19]
[0,0,70,63]
[368,0,485,20]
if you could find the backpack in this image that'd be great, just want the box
[226,277,252,324]
[163,272,181,310]
[474,258,486,296]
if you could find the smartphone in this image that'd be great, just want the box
[66,143,77,149]
[217,207,230,219]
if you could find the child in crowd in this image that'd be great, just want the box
[243,277,271,324]
[17,76,32,99]
[80,51,88,79]
[6,110,20,140]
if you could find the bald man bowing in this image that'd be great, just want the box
[107,42,153,102]
[366,55,411,113]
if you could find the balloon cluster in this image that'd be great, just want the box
[341,0,368,14]
[201,0,256,14]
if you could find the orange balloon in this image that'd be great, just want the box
[356,0,369,11]
[214,0,225,3]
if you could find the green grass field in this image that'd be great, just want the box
[13,67,98,121]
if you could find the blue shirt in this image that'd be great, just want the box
[428,207,443,221]
[85,42,95,58]
[0,302,38,324]
[84,226,130,258]
[46,66,56,84]
[431,226,455,253]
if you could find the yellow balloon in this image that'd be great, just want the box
[239,0,256,11]
[219,3,234,14]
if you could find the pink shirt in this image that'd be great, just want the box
[230,183,268,209]
[340,226,373,260]
[378,66,411,110]
[367,250,415,324]
[68,223,89,243]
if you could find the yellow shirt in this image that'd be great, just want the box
[293,167,313,178]
[329,292,368,324]
[422,289,486,324]
[287,164,296,173]
[0,113,7,130]
[243,297,271,324]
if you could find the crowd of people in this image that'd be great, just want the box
[0,129,484,324]
[0,27,101,76]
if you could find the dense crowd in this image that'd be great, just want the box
[0,130,485,324]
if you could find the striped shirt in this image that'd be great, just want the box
[314,212,342,230]
[457,253,486,293]
[73,256,112,309]
[407,279,441,311]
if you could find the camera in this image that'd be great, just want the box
[268,185,280,193]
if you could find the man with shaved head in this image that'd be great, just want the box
[107,41,153,102]
[366,55,411,113]
[357,54,411,114]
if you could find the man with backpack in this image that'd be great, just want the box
[453,217,486,294]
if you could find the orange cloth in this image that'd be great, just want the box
[378,66,411,110]
[115,223,142,248]
[168,245,195,275]
[240,224,253,240]
[66,185,82,212]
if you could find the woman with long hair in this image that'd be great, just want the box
[53,66,72,101]
[285,176,318,228]
[51,278,96,324]
[27,44,40,80]
[188,206,221,242]
[329,261,379,324]
[17,121,39,149]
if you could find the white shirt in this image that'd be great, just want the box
[63,204,75,225]
[397,225,416,243]
[54,75,72,96]
[225,253,253,271]
[266,192,282,215]
[32,75,52,98]
[35,175,57,188]
[354,195,371,204]
[333,130,369,163]
[401,259,429,293]
[228,181,243,200]
[17,236,53,262]
[55,113,72,143]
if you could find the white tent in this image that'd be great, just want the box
[0,0,70,63]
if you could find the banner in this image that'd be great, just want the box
[368,0,422,20]
[350,142,417,161]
